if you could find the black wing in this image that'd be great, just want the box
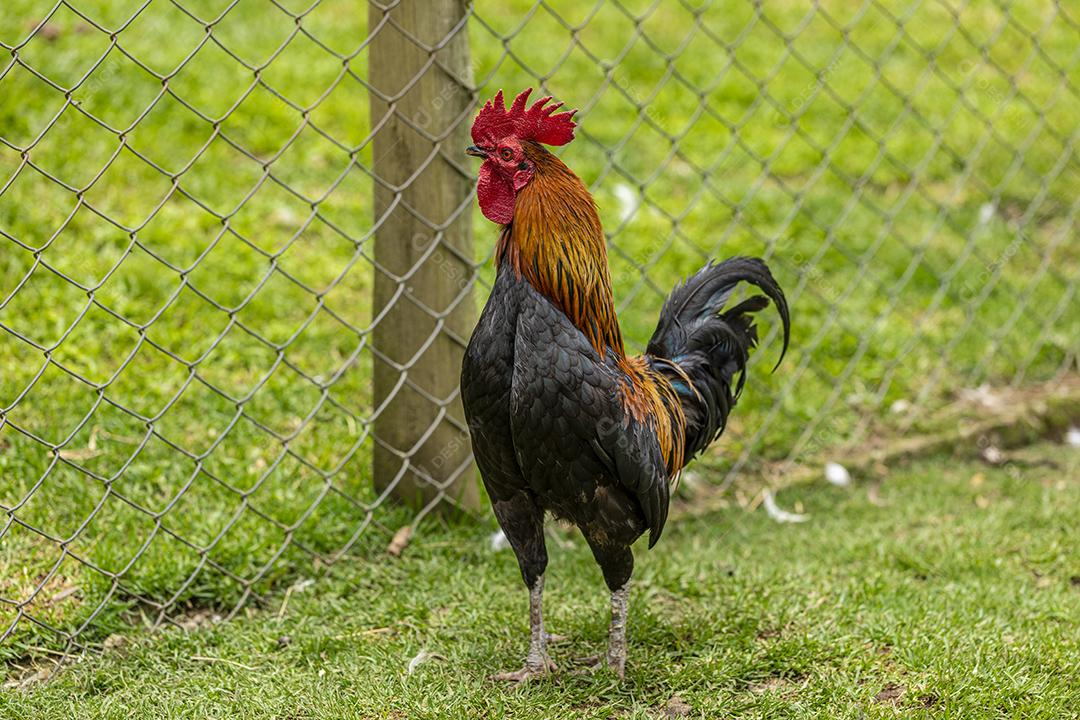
[510,282,670,547]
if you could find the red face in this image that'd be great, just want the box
[467,88,577,226]
[467,138,535,225]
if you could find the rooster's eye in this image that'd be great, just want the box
[500,148,514,161]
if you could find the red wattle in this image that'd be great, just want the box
[477,160,516,225]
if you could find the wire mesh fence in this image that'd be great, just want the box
[1,0,1077,669]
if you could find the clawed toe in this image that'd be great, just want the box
[569,654,603,675]
[492,657,557,683]
[491,668,540,683]
[570,654,624,678]
[492,664,557,682]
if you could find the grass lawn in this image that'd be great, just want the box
[3,439,1078,718]
[1,0,1078,667]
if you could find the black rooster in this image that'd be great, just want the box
[461,89,790,680]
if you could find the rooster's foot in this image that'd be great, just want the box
[607,648,626,679]
[570,653,624,678]
[569,654,603,675]
[491,656,557,682]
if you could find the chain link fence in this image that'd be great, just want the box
[1,0,1077,669]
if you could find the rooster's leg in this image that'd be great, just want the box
[492,573,556,681]
[582,537,634,678]
[569,581,630,677]
[607,582,629,678]
[491,495,554,682]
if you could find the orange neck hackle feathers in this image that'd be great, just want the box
[496,141,687,480]
[497,142,624,358]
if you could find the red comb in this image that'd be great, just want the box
[471,88,577,147]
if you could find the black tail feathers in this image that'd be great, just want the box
[647,256,790,462]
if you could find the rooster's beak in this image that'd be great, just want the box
[465,145,487,158]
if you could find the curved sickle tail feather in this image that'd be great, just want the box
[646,256,791,463]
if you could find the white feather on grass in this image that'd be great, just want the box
[407,649,445,675]
[762,490,809,523]
[825,461,851,486]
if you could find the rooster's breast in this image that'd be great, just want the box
[507,283,647,544]
[461,267,529,501]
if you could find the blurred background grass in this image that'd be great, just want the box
[0,0,1077,662]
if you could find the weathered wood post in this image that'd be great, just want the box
[368,0,478,510]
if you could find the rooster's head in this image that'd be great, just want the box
[467,88,577,224]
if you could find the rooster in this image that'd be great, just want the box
[460,88,790,681]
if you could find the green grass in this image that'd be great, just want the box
[2,0,1079,663]
[3,441,1079,717]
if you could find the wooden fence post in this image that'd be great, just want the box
[368,0,478,510]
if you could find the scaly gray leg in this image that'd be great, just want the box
[607,582,629,678]
[492,574,557,681]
